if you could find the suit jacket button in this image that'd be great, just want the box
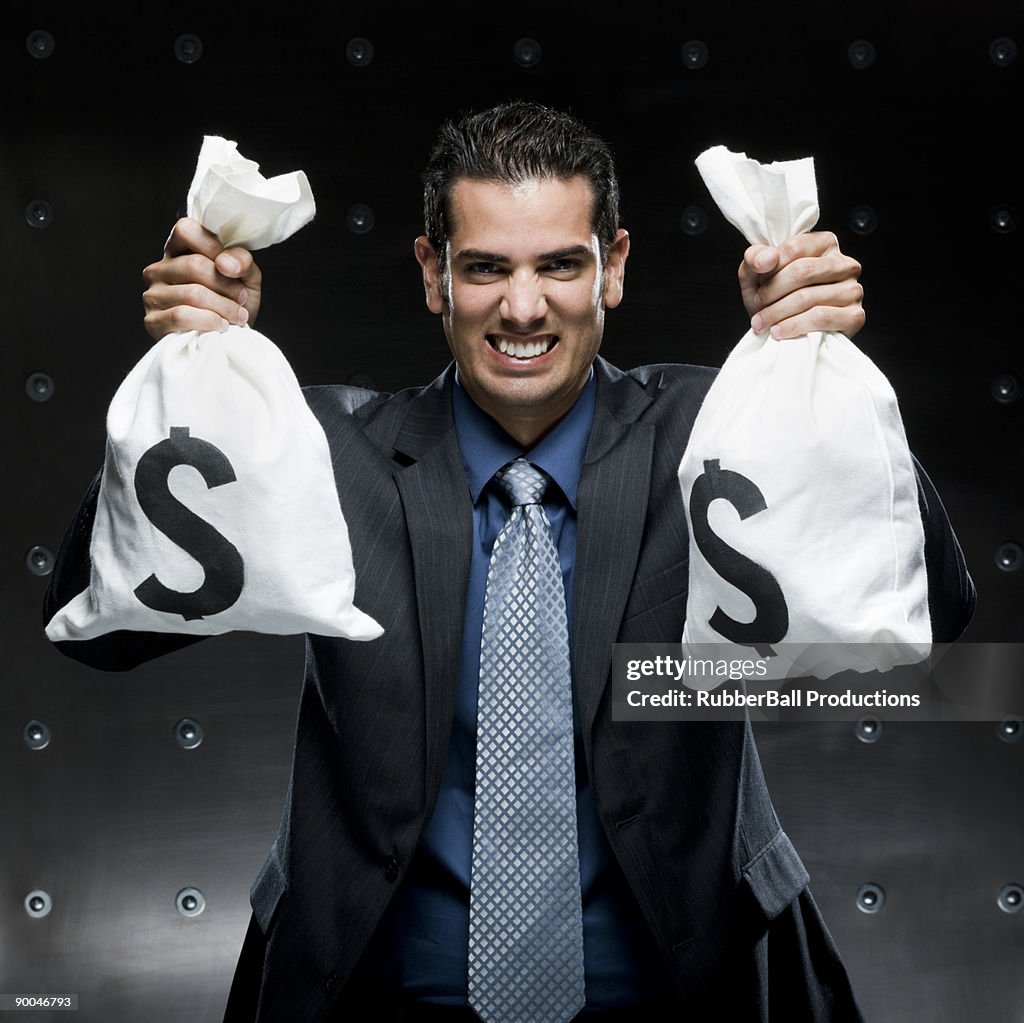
[384,855,399,882]
[325,971,337,993]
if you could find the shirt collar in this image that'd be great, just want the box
[452,367,596,510]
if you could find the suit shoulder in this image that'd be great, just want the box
[301,383,390,421]
[300,381,429,424]
[609,362,719,419]
[624,362,719,395]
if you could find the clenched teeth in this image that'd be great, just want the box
[489,336,555,359]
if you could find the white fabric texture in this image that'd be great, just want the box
[677,147,930,679]
[185,135,316,251]
[46,138,382,642]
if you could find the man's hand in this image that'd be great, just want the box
[738,231,865,340]
[142,217,262,342]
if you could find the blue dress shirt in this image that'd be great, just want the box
[361,371,674,1010]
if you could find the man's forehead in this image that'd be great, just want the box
[446,174,598,251]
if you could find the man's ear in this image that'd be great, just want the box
[602,229,630,310]
[414,236,446,315]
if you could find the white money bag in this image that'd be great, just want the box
[677,147,929,679]
[46,137,383,642]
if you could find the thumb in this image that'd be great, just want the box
[746,244,780,275]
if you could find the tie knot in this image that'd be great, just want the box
[494,458,548,507]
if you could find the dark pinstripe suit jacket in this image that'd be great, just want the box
[46,356,974,1021]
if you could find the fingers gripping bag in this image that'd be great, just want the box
[46,136,383,642]
[677,147,929,680]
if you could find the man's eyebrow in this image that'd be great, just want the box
[454,249,509,264]
[453,244,594,263]
[537,245,594,262]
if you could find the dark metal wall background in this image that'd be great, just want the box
[3,4,1021,1021]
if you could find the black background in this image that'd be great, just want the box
[3,3,1021,1020]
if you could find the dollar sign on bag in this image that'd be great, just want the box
[133,426,244,620]
[689,459,788,655]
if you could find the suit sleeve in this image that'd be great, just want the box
[42,470,204,671]
[914,456,976,642]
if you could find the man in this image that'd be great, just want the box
[47,102,974,1020]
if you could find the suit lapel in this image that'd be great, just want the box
[573,359,657,747]
[388,369,474,799]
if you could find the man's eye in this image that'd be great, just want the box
[547,259,581,273]
[467,262,501,275]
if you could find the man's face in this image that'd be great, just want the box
[414,175,629,446]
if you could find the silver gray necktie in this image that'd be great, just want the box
[468,458,585,1023]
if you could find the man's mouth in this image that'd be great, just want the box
[486,335,559,360]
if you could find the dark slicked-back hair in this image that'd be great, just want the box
[422,100,621,264]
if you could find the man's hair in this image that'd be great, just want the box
[422,100,621,264]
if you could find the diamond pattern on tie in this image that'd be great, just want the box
[468,458,585,1023]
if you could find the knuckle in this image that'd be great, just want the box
[172,216,201,242]
[144,311,171,337]
[168,306,190,328]
[185,252,211,281]
[181,282,205,307]
[785,236,809,261]
[142,281,169,313]
[167,218,190,250]
[794,258,816,284]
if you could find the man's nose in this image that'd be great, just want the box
[499,272,547,326]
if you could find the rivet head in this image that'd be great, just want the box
[346,203,375,235]
[346,37,374,67]
[23,720,51,751]
[174,718,204,750]
[995,542,1023,573]
[512,38,542,68]
[680,205,708,236]
[997,717,1022,743]
[990,37,1018,67]
[849,205,878,235]
[855,715,883,743]
[997,884,1023,913]
[25,890,52,917]
[848,39,876,70]
[856,883,885,913]
[26,30,56,59]
[26,547,54,577]
[681,40,709,70]
[176,887,206,917]
[26,200,53,229]
[174,34,204,64]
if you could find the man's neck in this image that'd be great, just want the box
[455,381,591,449]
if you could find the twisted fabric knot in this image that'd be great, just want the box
[493,457,549,508]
